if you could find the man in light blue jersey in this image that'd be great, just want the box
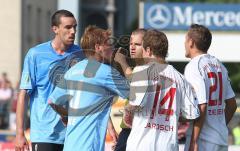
[48,25,130,151]
[15,10,84,151]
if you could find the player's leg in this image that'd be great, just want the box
[115,128,131,151]
[31,142,63,151]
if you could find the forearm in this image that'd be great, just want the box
[225,98,237,125]
[50,104,68,116]
[114,48,133,78]
[124,104,136,112]
[118,60,132,78]
[16,90,28,136]
[108,117,118,142]
[225,110,235,125]
[179,116,191,122]
[191,103,207,143]
[108,117,114,131]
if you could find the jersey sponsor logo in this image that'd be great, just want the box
[23,73,30,84]
[26,74,30,83]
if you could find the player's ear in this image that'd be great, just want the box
[189,38,194,49]
[52,26,58,34]
[146,47,152,57]
[95,44,101,53]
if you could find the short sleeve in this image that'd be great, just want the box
[19,49,36,94]
[48,75,70,105]
[105,67,130,99]
[184,63,207,104]
[180,78,200,120]
[129,65,149,106]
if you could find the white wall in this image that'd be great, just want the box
[166,32,240,62]
[0,0,21,86]
[58,0,80,44]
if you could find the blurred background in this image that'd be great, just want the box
[0,0,239,150]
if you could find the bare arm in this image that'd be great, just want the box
[15,89,30,151]
[122,104,139,128]
[189,103,207,151]
[179,116,193,122]
[49,103,68,126]
[114,48,133,78]
[108,117,118,143]
[225,97,237,125]
[49,104,68,116]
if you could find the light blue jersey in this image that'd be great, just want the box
[48,59,129,151]
[20,41,84,144]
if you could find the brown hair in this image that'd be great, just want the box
[80,25,111,56]
[131,28,146,37]
[143,29,168,59]
[188,24,212,53]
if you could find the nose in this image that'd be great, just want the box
[130,44,136,49]
[71,27,76,34]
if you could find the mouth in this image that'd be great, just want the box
[130,49,135,53]
[130,52,135,56]
[69,37,75,40]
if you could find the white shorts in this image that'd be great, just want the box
[184,136,228,151]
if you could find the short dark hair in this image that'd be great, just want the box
[188,24,212,53]
[51,9,75,27]
[143,29,168,59]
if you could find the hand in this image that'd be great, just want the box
[123,107,133,128]
[108,125,118,151]
[114,47,127,63]
[110,136,118,151]
[61,115,68,127]
[15,134,29,151]
[108,126,118,143]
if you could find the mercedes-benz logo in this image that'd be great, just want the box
[147,4,171,29]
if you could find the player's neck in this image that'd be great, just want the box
[190,49,206,59]
[145,57,167,64]
[51,39,71,55]
[87,53,106,64]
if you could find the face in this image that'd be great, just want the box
[184,33,191,58]
[130,34,144,58]
[98,38,114,63]
[53,16,77,46]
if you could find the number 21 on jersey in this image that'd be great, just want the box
[208,72,223,106]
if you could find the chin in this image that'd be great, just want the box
[67,40,75,44]
[185,53,189,58]
[103,59,111,64]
